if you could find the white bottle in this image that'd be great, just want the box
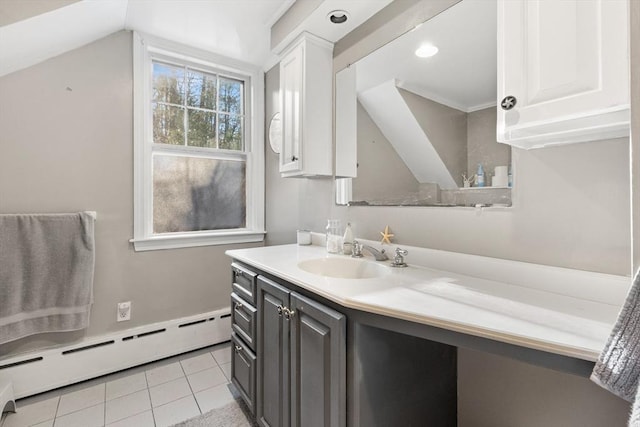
[476,164,485,187]
[342,223,354,255]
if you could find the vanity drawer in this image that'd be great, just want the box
[231,292,257,350]
[231,262,257,305]
[231,332,256,415]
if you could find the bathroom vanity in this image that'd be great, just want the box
[227,242,628,427]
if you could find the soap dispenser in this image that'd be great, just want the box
[476,164,485,187]
[342,223,354,255]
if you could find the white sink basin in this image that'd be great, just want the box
[297,257,391,279]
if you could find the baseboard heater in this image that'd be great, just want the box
[0,308,231,399]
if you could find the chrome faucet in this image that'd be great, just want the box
[390,247,408,267]
[351,240,388,261]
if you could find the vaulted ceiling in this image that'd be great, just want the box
[0,0,293,77]
[0,0,393,78]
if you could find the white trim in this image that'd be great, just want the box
[1,308,232,399]
[132,32,265,251]
[131,230,266,251]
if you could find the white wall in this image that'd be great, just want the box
[0,31,262,358]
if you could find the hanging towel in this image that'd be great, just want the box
[591,269,640,425]
[0,212,95,345]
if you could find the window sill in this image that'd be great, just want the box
[130,230,265,251]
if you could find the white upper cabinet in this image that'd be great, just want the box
[497,0,630,149]
[279,32,333,177]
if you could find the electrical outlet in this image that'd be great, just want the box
[117,301,131,322]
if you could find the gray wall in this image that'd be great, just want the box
[400,88,467,187]
[458,349,629,427]
[265,0,633,425]
[467,106,511,179]
[353,101,419,201]
[270,0,323,50]
[0,31,261,357]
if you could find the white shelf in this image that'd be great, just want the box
[458,186,511,191]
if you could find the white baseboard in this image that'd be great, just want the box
[0,308,231,399]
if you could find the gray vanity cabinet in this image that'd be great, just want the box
[257,275,346,427]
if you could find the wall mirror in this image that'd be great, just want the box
[335,0,512,207]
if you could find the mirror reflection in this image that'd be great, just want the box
[335,0,511,207]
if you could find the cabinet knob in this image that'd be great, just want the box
[234,302,243,310]
[234,269,243,278]
[234,345,242,353]
[291,155,298,162]
[284,308,296,320]
[277,305,284,316]
[500,96,517,110]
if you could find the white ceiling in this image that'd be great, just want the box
[0,0,394,78]
[0,0,293,77]
[355,0,497,112]
[0,0,80,26]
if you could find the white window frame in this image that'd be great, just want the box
[131,32,265,251]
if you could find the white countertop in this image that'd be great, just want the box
[226,243,629,362]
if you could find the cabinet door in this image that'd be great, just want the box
[289,292,346,427]
[498,0,629,148]
[279,43,303,174]
[256,276,290,427]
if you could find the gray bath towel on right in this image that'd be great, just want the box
[591,270,640,424]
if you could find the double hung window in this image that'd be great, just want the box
[132,33,264,251]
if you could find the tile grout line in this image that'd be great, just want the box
[178,358,202,415]
[144,366,157,427]
[53,393,62,426]
[103,382,107,427]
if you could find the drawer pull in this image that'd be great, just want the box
[277,305,284,316]
[235,269,244,278]
[235,302,243,310]
[234,345,243,353]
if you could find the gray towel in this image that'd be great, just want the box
[0,212,95,345]
[591,270,640,424]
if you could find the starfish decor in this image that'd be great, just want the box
[380,226,394,244]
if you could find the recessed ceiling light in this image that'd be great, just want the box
[328,10,349,24]
[415,44,439,58]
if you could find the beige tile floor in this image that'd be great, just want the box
[0,342,235,427]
